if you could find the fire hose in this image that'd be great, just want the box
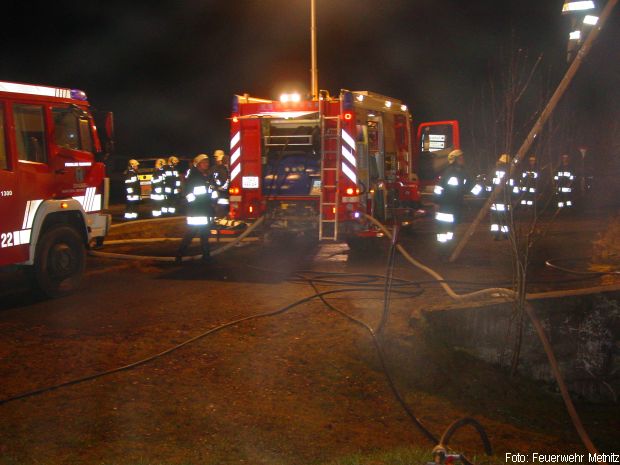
[363,213,606,459]
[89,216,264,262]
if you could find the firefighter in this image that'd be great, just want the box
[176,154,217,263]
[518,155,539,211]
[554,153,575,209]
[150,158,167,217]
[124,158,141,220]
[209,149,230,219]
[162,155,181,215]
[434,149,482,244]
[490,153,515,240]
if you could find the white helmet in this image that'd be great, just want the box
[193,154,209,166]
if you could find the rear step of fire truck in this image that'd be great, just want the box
[318,107,341,241]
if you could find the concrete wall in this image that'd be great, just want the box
[422,292,620,402]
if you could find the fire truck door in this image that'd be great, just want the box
[51,107,96,194]
[2,103,50,264]
[416,121,460,184]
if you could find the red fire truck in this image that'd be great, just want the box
[227,89,459,245]
[0,81,111,297]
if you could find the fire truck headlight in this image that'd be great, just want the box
[353,211,361,219]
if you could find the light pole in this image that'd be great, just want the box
[310,0,318,100]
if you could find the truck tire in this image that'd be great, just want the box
[33,225,86,298]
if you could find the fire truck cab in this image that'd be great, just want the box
[0,81,111,297]
[228,90,459,245]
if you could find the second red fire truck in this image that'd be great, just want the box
[226,89,459,245]
[0,80,112,297]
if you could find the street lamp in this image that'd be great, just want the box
[562,0,599,62]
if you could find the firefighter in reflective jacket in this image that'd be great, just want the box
[434,149,481,244]
[176,154,217,263]
[490,153,516,240]
[554,153,575,209]
[210,149,230,218]
[518,155,539,210]
[150,158,167,217]
[124,159,141,220]
[162,155,181,215]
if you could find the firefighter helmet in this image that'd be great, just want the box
[156,158,166,169]
[214,149,225,161]
[129,159,139,168]
[448,149,463,164]
[193,154,209,166]
[168,155,179,165]
[498,154,511,164]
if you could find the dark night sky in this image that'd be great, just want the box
[1,0,618,158]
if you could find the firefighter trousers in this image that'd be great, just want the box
[178,225,212,259]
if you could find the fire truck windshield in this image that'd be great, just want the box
[262,120,321,197]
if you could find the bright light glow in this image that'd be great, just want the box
[356,94,364,102]
[400,104,407,112]
[569,30,581,40]
[280,92,301,103]
[187,216,210,225]
[0,81,72,99]
[435,212,454,223]
[583,15,598,25]
[562,1,595,13]
[385,101,392,108]
[346,187,354,195]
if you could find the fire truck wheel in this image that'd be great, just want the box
[32,225,86,298]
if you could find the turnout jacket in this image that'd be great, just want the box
[184,167,216,225]
[124,167,141,201]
